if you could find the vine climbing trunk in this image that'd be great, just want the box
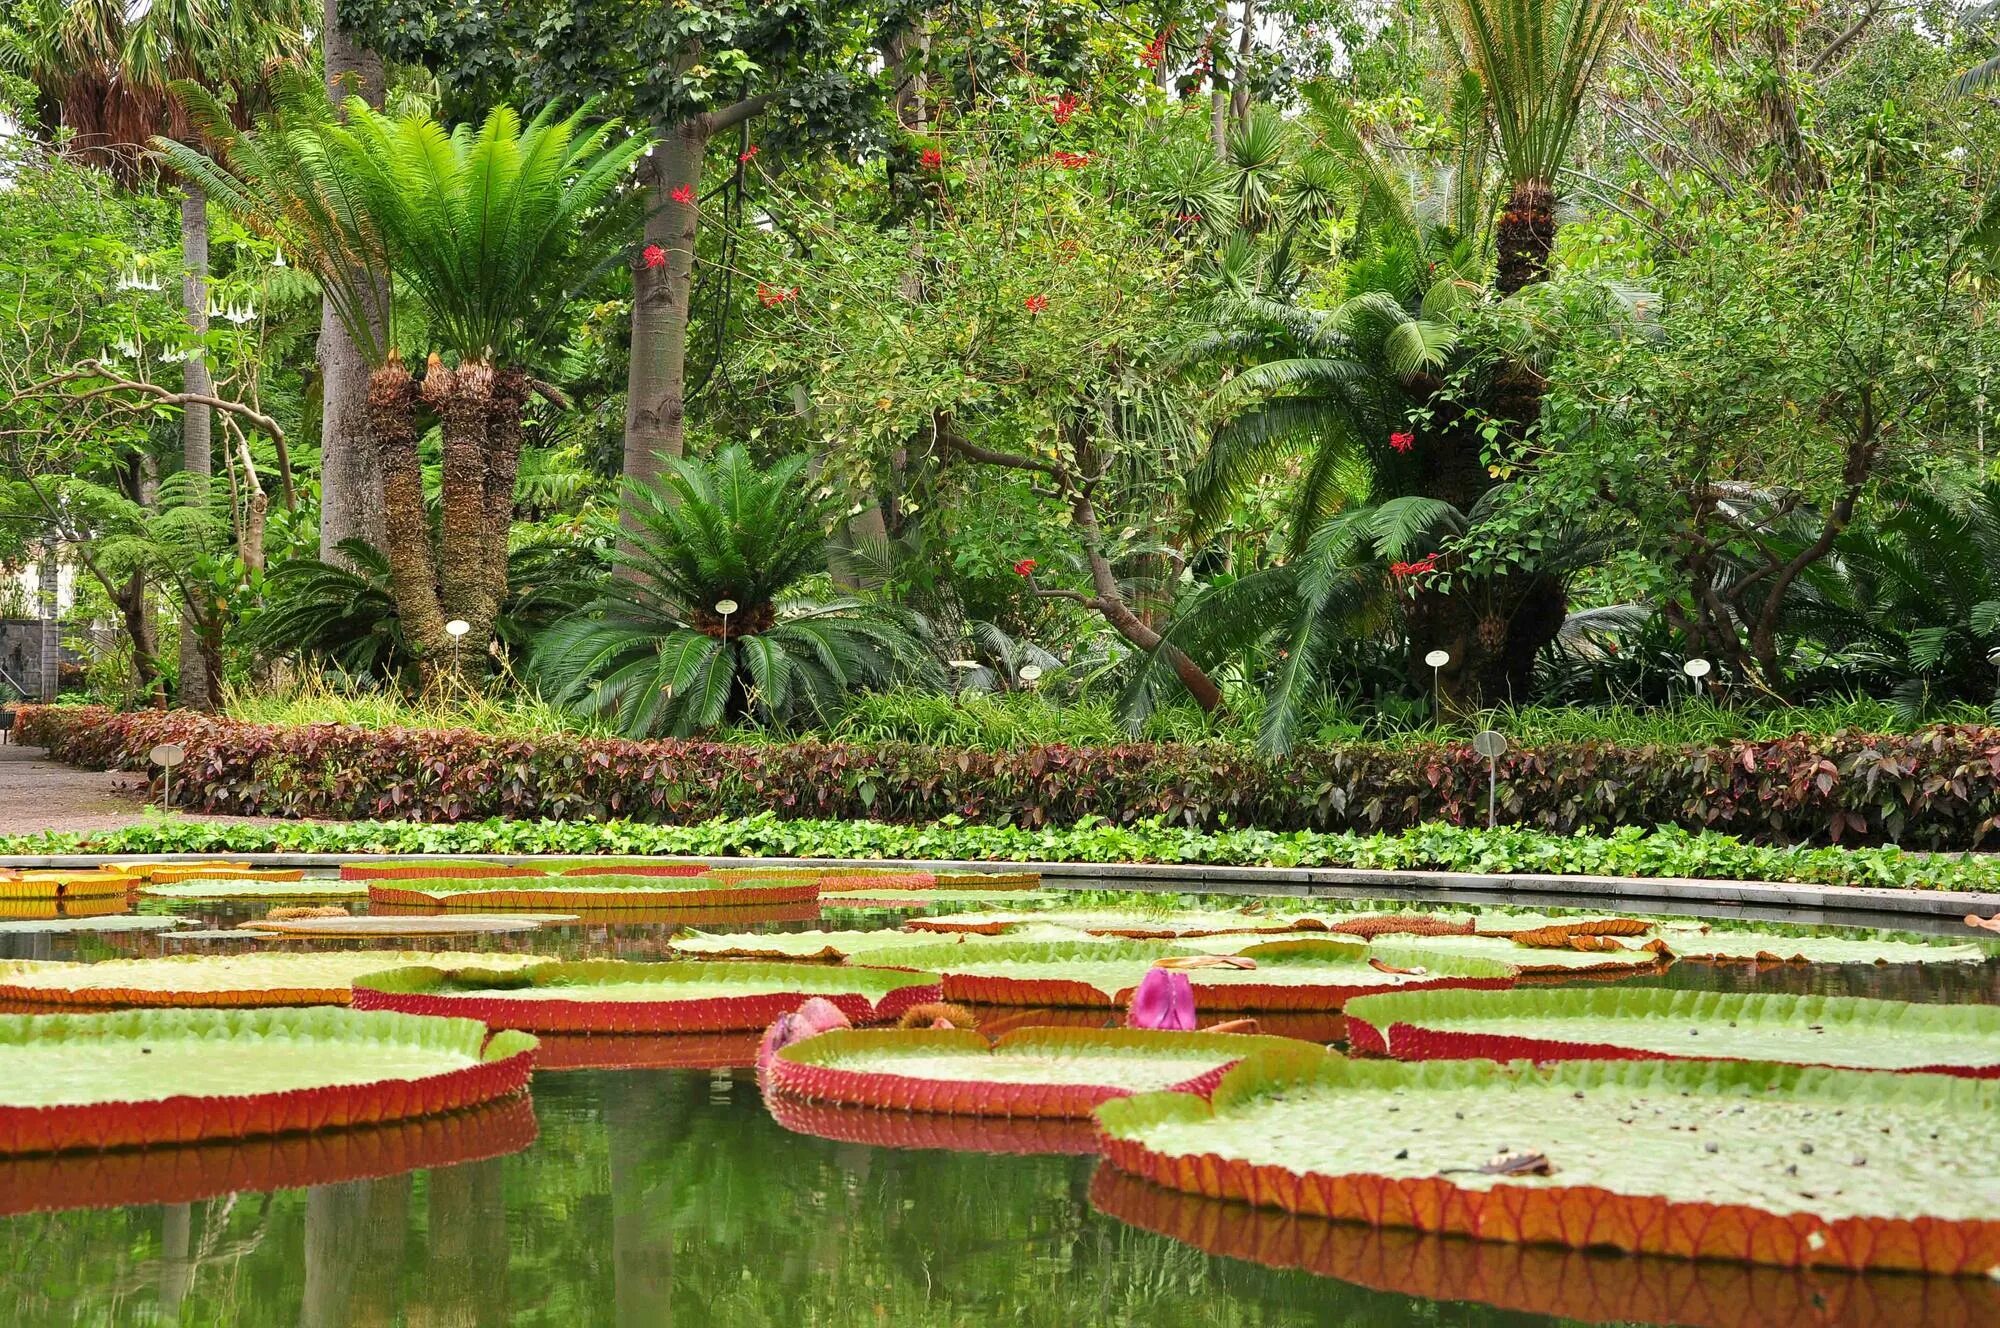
[178,185,214,711]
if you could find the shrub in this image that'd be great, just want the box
[20,704,2000,851]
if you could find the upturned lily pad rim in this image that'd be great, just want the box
[776,1024,1303,1100]
[1094,1048,2000,1274]
[0,1006,537,1155]
[1343,986,2000,1076]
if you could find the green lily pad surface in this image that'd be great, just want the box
[906,907,1340,938]
[356,960,936,1004]
[883,939,1515,1007]
[784,1027,1299,1091]
[1659,933,1986,965]
[0,1007,506,1108]
[1345,988,2000,1074]
[1102,1052,2000,1223]
[820,889,1064,905]
[666,925,1089,961]
[0,952,545,1004]
[139,879,370,900]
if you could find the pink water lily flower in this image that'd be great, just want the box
[1127,967,1196,1031]
[757,996,852,1076]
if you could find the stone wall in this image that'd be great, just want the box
[0,618,60,702]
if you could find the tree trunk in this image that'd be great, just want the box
[425,355,498,661]
[318,0,389,567]
[36,544,58,702]
[621,128,707,534]
[482,367,529,614]
[1230,0,1256,126]
[1495,178,1557,296]
[178,185,214,710]
[1072,490,1223,711]
[369,354,449,662]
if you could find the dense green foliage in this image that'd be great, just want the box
[8,0,2000,793]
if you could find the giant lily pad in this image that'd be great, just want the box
[1088,1167,2000,1328]
[529,1031,761,1072]
[368,873,819,911]
[880,939,1516,1010]
[0,951,544,1007]
[238,914,561,938]
[769,1026,1300,1118]
[0,1006,536,1154]
[140,878,370,900]
[1657,933,1987,966]
[0,873,132,902]
[0,1093,537,1217]
[340,859,544,881]
[666,924,1096,962]
[905,907,1343,939]
[1344,988,2000,1077]
[350,959,942,1033]
[145,866,304,884]
[1094,1048,2000,1274]
[0,915,195,935]
[1316,932,1668,977]
[821,888,1064,906]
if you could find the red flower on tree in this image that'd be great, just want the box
[640,244,666,270]
[739,145,760,163]
[671,183,695,205]
[1050,149,1093,169]
[756,284,798,308]
[1023,294,1049,314]
[1050,93,1079,125]
[1140,32,1168,67]
[1389,553,1440,580]
[920,147,944,170]
[1389,430,1415,453]
[1013,558,1038,576]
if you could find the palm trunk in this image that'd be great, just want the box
[1495,178,1557,296]
[482,367,529,618]
[178,185,214,710]
[425,355,498,665]
[1229,0,1256,125]
[369,354,449,663]
[318,0,390,567]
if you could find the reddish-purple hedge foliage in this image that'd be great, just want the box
[18,705,2000,847]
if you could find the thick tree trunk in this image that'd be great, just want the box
[425,355,498,653]
[318,0,389,566]
[482,367,529,613]
[622,131,706,522]
[369,355,448,662]
[178,186,214,710]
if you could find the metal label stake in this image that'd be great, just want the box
[1472,729,1508,829]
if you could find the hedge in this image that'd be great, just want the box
[19,705,2000,851]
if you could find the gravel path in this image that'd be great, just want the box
[0,744,285,835]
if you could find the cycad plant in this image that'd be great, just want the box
[1428,0,1627,293]
[156,77,651,674]
[531,448,933,737]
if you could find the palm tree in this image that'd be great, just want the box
[1428,0,1628,294]
[158,80,652,674]
[16,0,310,707]
[532,447,933,737]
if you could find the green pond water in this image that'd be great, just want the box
[0,888,1996,1326]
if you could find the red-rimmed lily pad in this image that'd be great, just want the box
[0,1092,538,1217]
[1094,1047,2000,1275]
[766,1092,1099,1155]
[145,866,304,883]
[0,952,545,1007]
[238,914,563,938]
[0,1006,536,1155]
[666,924,1098,963]
[1087,1167,2000,1328]
[367,874,819,911]
[769,1026,1301,1118]
[822,888,1066,907]
[0,915,196,935]
[1344,987,2000,1077]
[349,959,942,1033]
[529,1030,761,1072]
[880,939,1516,1010]
[339,860,545,881]
[1657,933,1987,966]
[0,874,132,902]
[140,878,370,900]
[905,907,1342,939]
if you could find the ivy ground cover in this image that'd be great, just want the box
[768,1027,1301,1118]
[349,959,943,1032]
[0,1007,536,1153]
[1344,988,2000,1076]
[1094,1048,2000,1274]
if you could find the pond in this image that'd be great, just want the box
[2,882,1997,1326]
